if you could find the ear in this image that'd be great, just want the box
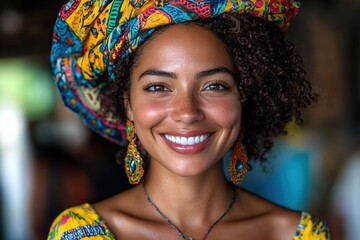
[124,97,134,121]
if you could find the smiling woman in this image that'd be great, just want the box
[124,25,241,179]
[48,1,330,240]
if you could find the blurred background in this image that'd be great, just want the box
[0,0,359,239]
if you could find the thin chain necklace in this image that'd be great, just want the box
[142,181,236,240]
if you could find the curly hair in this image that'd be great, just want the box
[101,13,317,166]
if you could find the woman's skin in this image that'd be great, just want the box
[94,24,301,240]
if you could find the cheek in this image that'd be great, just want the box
[131,99,168,131]
[206,98,241,128]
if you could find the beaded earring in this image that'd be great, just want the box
[125,120,144,184]
[229,131,248,185]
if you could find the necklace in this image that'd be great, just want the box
[142,181,236,240]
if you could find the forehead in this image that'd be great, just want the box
[133,24,234,71]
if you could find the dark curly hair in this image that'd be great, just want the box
[101,13,317,166]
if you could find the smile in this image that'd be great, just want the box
[163,134,211,146]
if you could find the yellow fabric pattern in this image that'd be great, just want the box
[294,212,331,240]
[48,204,331,239]
[47,203,115,240]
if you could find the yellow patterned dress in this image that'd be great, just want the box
[48,204,331,239]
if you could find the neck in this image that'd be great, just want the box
[142,161,234,228]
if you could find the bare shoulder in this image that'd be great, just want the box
[92,185,152,237]
[228,187,302,240]
[93,185,142,215]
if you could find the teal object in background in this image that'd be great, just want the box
[224,140,314,211]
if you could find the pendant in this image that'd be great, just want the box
[188,238,194,240]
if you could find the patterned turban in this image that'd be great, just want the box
[51,0,300,145]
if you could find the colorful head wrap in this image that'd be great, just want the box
[51,0,300,145]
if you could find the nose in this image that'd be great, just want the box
[170,92,204,124]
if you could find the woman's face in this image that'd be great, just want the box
[126,24,241,177]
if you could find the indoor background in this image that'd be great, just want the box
[0,0,359,239]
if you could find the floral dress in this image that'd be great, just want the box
[48,204,331,240]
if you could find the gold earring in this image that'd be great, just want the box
[125,120,144,184]
[229,131,248,185]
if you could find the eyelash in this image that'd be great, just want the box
[143,82,170,92]
[203,81,230,91]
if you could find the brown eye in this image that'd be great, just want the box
[144,84,169,92]
[204,82,229,91]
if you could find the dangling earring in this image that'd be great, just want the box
[229,131,248,185]
[125,120,144,184]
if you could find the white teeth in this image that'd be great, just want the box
[164,134,210,145]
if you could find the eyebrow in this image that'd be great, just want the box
[139,69,177,80]
[138,67,235,81]
[196,67,235,79]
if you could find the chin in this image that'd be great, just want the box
[169,160,219,178]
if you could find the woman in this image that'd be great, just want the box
[48,0,330,239]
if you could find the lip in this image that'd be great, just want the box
[161,130,214,155]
